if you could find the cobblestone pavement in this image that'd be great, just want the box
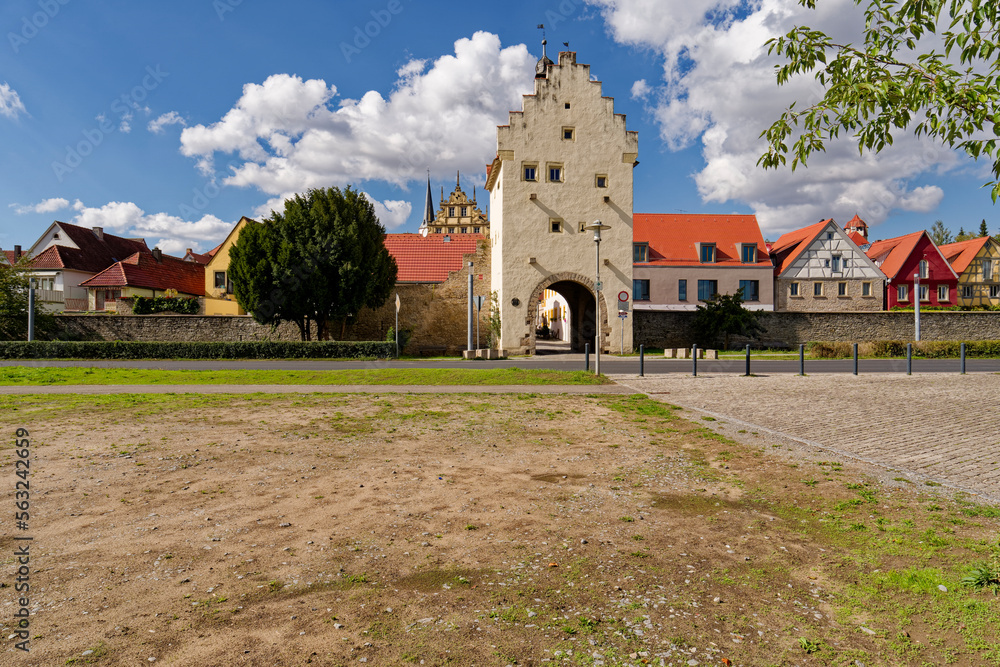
[612,372,1000,503]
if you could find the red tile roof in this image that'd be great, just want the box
[184,248,213,265]
[633,213,771,267]
[2,250,17,264]
[769,219,832,275]
[384,234,482,283]
[864,231,925,280]
[79,251,205,295]
[939,236,993,275]
[32,222,149,273]
[847,230,868,245]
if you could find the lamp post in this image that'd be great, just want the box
[27,278,36,342]
[914,272,921,342]
[585,219,611,375]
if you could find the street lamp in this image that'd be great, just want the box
[28,278,36,342]
[585,219,611,375]
[914,271,921,342]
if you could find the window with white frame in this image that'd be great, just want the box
[984,259,994,280]
[919,259,929,279]
[547,163,563,182]
[991,285,1000,298]
[919,284,929,301]
[523,163,538,181]
[898,284,909,301]
[938,284,949,302]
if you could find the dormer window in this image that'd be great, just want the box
[449,207,455,217]
[699,243,716,263]
[633,243,649,263]
[740,244,756,263]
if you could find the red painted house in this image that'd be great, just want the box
[865,230,958,309]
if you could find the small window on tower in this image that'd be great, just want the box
[550,219,563,233]
[565,102,571,109]
[596,175,608,188]
[523,163,538,181]
[563,127,575,141]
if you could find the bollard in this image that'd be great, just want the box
[960,342,966,375]
[907,343,912,375]
[853,343,858,376]
[692,344,698,377]
[639,345,645,377]
[585,343,590,373]
[798,344,805,376]
[744,344,751,377]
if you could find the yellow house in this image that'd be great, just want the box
[940,236,1000,307]
[203,216,259,316]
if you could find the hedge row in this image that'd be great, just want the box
[810,340,1000,358]
[0,340,395,360]
[132,296,200,315]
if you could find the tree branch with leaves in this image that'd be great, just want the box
[759,0,1000,200]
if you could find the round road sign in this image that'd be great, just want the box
[618,290,629,303]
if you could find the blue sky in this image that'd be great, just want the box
[1,0,996,256]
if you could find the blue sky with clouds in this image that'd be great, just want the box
[1,0,996,256]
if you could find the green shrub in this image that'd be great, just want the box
[132,296,200,315]
[809,340,1000,358]
[0,340,394,360]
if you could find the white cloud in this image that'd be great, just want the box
[10,198,71,215]
[180,32,536,195]
[71,201,235,255]
[0,83,27,119]
[589,0,963,236]
[148,111,187,134]
[252,191,412,230]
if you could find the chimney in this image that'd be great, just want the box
[92,227,104,240]
[152,247,162,262]
[14,245,22,260]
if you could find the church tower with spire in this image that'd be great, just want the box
[418,171,488,237]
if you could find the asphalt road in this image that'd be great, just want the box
[1,355,997,374]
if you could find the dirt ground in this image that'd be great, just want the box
[1,391,998,666]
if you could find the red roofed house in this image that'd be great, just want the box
[79,248,205,311]
[632,213,774,311]
[23,221,149,311]
[865,230,958,309]
[844,214,870,245]
[770,219,885,311]
[939,236,1000,308]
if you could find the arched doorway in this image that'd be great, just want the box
[525,273,609,354]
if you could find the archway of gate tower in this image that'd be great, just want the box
[525,275,610,355]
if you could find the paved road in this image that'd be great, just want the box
[2,356,998,374]
[613,372,1000,503]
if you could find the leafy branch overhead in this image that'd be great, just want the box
[759,0,1000,200]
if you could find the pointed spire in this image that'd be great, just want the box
[456,170,461,190]
[422,171,435,226]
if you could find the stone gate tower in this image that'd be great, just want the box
[485,45,638,354]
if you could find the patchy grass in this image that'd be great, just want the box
[0,391,996,665]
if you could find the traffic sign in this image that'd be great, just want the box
[595,281,603,292]
[618,311,628,319]
[618,290,629,303]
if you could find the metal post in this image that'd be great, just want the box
[27,279,35,342]
[914,273,921,342]
[907,343,912,375]
[620,319,624,356]
[960,342,966,375]
[467,262,474,352]
[585,343,590,372]
[798,344,805,376]
[595,238,601,376]
[395,291,399,359]
[692,344,698,377]
[639,344,644,377]
[744,344,750,377]
[853,343,859,376]
[476,301,481,351]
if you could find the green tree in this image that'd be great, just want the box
[760,0,1000,200]
[930,220,953,245]
[229,187,398,341]
[692,289,765,350]
[980,219,990,238]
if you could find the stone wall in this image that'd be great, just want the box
[636,310,1000,349]
[53,239,493,355]
[341,239,492,354]
[56,314,303,342]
